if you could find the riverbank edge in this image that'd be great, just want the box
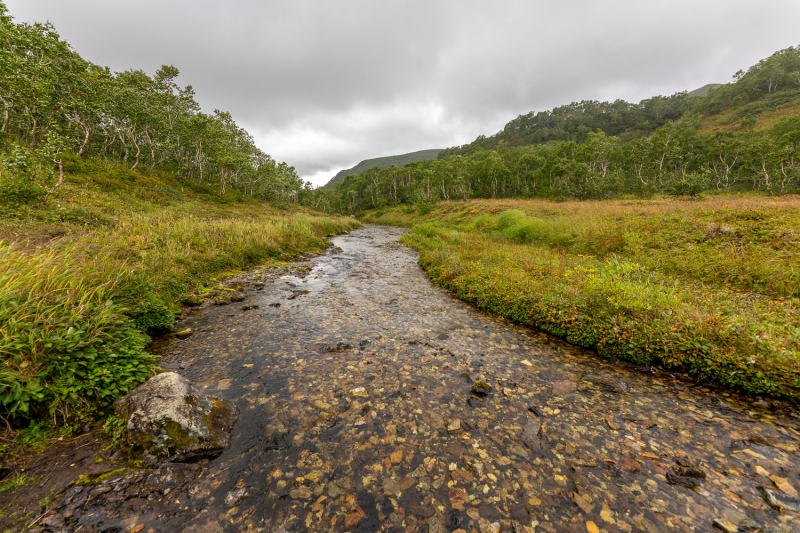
[361,205,800,404]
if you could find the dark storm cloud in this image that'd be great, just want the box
[6,0,800,184]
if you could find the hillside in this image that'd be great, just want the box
[687,83,723,97]
[324,149,442,188]
[327,47,800,212]
[439,46,800,158]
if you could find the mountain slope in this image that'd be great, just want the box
[325,149,442,188]
[687,83,723,97]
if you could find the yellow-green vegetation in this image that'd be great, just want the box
[364,195,800,401]
[0,473,31,493]
[0,160,360,430]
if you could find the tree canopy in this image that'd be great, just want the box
[0,2,306,204]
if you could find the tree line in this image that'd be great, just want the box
[318,46,800,212]
[0,3,306,205]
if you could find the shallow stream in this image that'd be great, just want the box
[39,225,800,533]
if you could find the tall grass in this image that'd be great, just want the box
[0,245,153,426]
[0,166,360,427]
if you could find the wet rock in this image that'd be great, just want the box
[619,458,641,472]
[428,518,447,533]
[467,397,483,408]
[349,387,368,398]
[143,463,202,492]
[88,484,112,499]
[328,341,353,352]
[719,508,761,530]
[287,289,309,300]
[40,513,65,529]
[180,296,204,307]
[447,419,462,432]
[253,282,265,290]
[552,380,577,395]
[769,475,798,497]
[229,291,246,303]
[509,503,529,524]
[225,487,246,506]
[713,518,737,533]
[175,328,193,340]
[666,466,706,488]
[240,305,259,311]
[521,417,542,450]
[115,372,239,462]
[471,380,492,397]
[268,302,281,307]
[213,296,231,306]
[758,485,800,511]
[757,486,784,510]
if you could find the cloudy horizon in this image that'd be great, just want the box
[6,0,800,186]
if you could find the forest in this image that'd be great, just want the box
[0,3,306,206]
[320,46,800,214]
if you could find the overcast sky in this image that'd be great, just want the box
[6,1,800,185]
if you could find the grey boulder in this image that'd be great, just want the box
[115,372,238,462]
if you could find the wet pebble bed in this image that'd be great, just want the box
[36,225,800,533]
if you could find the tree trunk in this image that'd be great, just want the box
[43,158,64,203]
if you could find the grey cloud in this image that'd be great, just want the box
[7,0,800,184]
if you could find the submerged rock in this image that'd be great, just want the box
[328,341,353,352]
[666,465,706,488]
[115,372,238,462]
[521,417,542,450]
[175,328,193,340]
[470,380,492,397]
[287,289,309,300]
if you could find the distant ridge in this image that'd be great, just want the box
[324,149,442,188]
[688,83,724,97]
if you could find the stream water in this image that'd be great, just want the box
[38,225,799,533]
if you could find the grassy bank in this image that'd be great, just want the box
[0,160,360,436]
[363,195,800,401]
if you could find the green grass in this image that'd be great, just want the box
[0,473,32,494]
[363,195,800,401]
[0,160,361,431]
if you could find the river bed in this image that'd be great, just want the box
[33,225,800,533]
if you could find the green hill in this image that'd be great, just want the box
[325,149,442,188]
[687,83,723,97]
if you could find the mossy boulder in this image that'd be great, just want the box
[470,380,492,397]
[115,372,238,462]
[180,296,204,307]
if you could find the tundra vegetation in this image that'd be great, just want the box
[364,197,800,401]
[0,1,358,449]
